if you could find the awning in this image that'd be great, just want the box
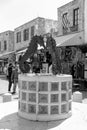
[16,48,27,55]
[55,31,84,47]
[0,51,15,59]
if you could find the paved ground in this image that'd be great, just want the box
[0,101,87,129]
[0,76,18,103]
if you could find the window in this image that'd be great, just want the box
[16,32,21,43]
[4,41,7,51]
[31,26,35,38]
[23,28,29,41]
[62,13,68,30]
[73,8,79,26]
[0,42,1,51]
[62,13,70,34]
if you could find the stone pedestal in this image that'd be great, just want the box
[3,93,12,102]
[18,74,72,121]
[73,91,82,103]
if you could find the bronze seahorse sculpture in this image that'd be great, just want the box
[19,35,61,74]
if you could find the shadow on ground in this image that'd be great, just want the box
[0,112,65,130]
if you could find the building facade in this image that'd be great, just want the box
[56,0,87,44]
[55,0,87,90]
[14,17,58,62]
[58,0,84,36]
[55,0,86,47]
[14,17,58,52]
[0,31,14,74]
[0,30,14,54]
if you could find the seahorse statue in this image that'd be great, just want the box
[46,36,61,74]
[19,35,61,74]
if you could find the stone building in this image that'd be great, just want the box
[0,31,14,74]
[55,0,85,47]
[57,0,84,36]
[55,0,87,90]
[14,17,58,61]
[0,30,14,53]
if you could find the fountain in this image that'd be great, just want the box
[18,35,72,121]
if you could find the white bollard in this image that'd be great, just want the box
[73,91,82,103]
[3,93,12,102]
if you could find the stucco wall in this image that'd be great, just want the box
[14,18,39,51]
[0,31,14,54]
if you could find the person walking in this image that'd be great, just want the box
[7,63,13,92]
[11,63,18,94]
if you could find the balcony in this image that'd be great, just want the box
[63,27,68,35]
[70,25,78,32]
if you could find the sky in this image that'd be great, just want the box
[0,0,72,32]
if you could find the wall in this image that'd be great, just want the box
[0,31,14,54]
[57,0,84,36]
[44,19,58,34]
[84,0,87,43]
[8,31,14,51]
[14,18,39,51]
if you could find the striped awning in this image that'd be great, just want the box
[0,51,15,59]
[55,31,84,47]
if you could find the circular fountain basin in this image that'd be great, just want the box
[18,73,72,121]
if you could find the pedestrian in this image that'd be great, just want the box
[3,64,8,79]
[11,62,18,94]
[7,63,13,92]
[3,65,7,74]
[6,64,9,79]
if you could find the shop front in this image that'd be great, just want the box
[0,51,15,74]
[55,31,87,91]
